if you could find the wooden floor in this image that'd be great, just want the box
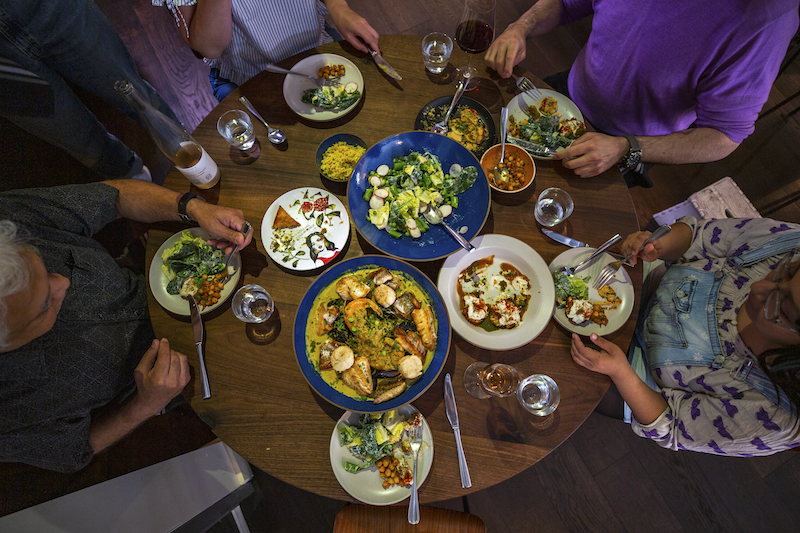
[3,0,800,531]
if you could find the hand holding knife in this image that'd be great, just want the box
[444,373,472,488]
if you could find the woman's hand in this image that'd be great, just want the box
[570,333,629,379]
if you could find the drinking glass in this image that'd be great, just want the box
[453,0,496,90]
[464,362,520,399]
[517,374,560,416]
[422,32,453,74]
[534,187,574,227]
[217,109,256,150]
[232,284,274,323]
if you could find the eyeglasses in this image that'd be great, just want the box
[764,248,800,335]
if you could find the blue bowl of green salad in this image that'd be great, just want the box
[346,131,491,262]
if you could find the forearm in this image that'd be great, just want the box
[508,0,563,38]
[102,180,182,223]
[638,127,739,165]
[651,222,693,262]
[88,396,154,454]
[609,365,667,425]
[178,1,232,58]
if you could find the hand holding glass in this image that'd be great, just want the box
[217,109,256,150]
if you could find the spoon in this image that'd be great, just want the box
[422,205,475,252]
[432,79,468,135]
[558,234,621,277]
[492,107,511,186]
[239,96,286,144]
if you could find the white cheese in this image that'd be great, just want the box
[464,294,487,322]
[566,298,593,324]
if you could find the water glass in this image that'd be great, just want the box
[517,374,560,416]
[232,284,274,323]
[422,32,453,74]
[464,362,520,399]
[534,187,574,227]
[217,109,256,150]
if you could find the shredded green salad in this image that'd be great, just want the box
[552,270,590,307]
[339,411,411,473]
[363,151,478,239]
[301,85,360,110]
[161,231,226,295]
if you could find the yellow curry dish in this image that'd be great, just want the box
[446,108,487,153]
[305,266,438,404]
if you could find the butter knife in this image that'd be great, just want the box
[444,373,471,488]
[542,229,588,248]
[185,296,211,399]
[370,50,402,80]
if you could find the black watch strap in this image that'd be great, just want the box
[622,135,642,169]
[178,192,205,222]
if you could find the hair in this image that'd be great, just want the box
[0,221,32,350]
[759,345,800,418]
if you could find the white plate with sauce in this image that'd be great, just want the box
[283,53,364,121]
[548,247,634,335]
[437,234,555,350]
[149,227,241,316]
[329,404,433,506]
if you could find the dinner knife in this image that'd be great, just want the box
[542,229,588,248]
[370,50,402,80]
[444,373,472,488]
[186,296,211,399]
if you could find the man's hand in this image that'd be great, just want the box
[484,24,528,79]
[326,0,380,54]
[132,339,190,417]
[188,200,253,254]
[570,333,628,378]
[552,132,629,178]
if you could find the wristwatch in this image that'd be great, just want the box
[621,135,642,170]
[178,192,206,222]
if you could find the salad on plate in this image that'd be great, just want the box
[161,230,232,308]
[363,151,478,240]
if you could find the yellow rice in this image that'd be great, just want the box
[321,142,366,181]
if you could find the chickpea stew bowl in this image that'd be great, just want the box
[480,143,536,193]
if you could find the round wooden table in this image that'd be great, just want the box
[146,35,642,503]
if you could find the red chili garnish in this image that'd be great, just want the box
[301,201,313,213]
[314,197,329,211]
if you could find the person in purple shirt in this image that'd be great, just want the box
[485,0,800,185]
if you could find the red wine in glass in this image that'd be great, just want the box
[453,0,496,90]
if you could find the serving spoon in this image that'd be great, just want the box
[239,96,286,144]
[492,107,511,186]
[422,205,475,252]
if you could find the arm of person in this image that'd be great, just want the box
[170,0,233,58]
[619,221,693,266]
[571,333,667,425]
[323,0,380,54]
[484,0,564,79]
[89,339,189,454]
[552,127,739,178]
[101,180,252,251]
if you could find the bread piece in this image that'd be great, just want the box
[272,206,301,229]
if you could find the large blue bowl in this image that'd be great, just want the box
[347,131,491,262]
[293,255,451,413]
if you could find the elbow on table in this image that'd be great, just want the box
[189,40,229,59]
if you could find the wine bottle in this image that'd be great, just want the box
[114,80,220,189]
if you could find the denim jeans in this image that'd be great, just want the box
[0,0,178,179]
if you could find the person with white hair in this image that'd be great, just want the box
[0,180,251,472]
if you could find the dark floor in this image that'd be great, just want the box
[3,0,800,531]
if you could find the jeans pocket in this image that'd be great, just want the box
[644,315,688,349]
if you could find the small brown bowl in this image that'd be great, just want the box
[480,143,536,193]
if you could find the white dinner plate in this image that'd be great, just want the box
[283,54,364,121]
[437,234,555,350]
[506,89,585,160]
[149,227,242,316]
[548,248,634,335]
[329,404,433,506]
[261,187,350,271]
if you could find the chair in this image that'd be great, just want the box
[332,504,486,533]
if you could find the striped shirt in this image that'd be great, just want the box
[154,0,333,86]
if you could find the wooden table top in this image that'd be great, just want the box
[146,35,641,504]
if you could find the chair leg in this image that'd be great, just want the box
[231,505,251,533]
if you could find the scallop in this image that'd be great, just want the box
[373,284,397,307]
[331,345,355,372]
[398,355,423,379]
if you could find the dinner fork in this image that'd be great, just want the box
[592,225,671,289]
[221,221,251,285]
[513,74,542,98]
[559,234,621,277]
[407,424,423,525]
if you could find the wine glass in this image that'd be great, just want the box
[464,362,519,399]
[453,0,496,91]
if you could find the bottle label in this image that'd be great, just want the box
[178,144,218,186]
